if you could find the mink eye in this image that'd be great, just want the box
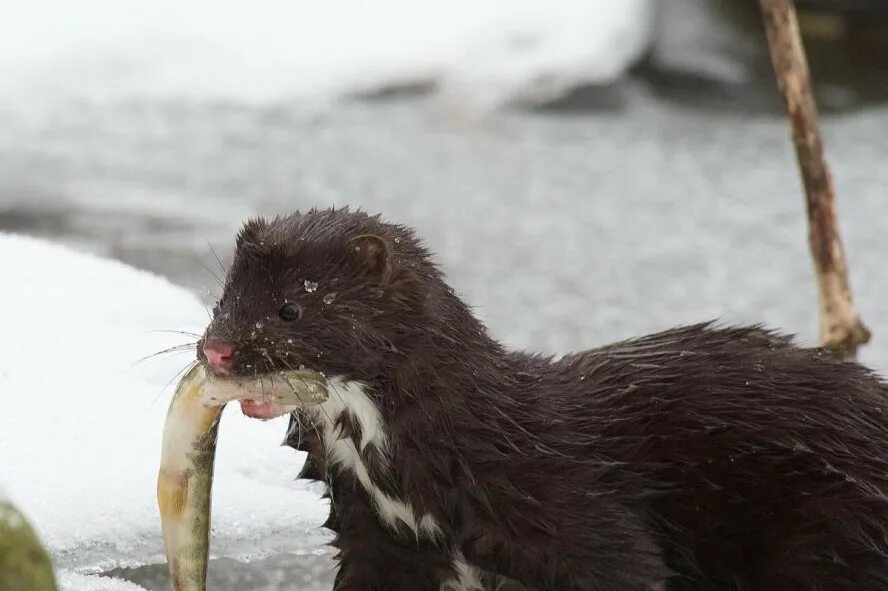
[279,303,303,322]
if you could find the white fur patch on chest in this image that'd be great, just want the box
[307,378,441,540]
[440,553,485,591]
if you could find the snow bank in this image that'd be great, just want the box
[0,234,328,585]
[0,0,652,107]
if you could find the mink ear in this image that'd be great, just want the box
[348,234,393,283]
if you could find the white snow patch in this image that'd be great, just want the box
[58,572,148,591]
[0,234,328,577]
[0,0,652,107]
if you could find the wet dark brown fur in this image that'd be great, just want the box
[201,207,888,591]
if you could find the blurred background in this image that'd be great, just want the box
[1,0,887,588]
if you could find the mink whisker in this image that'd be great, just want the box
[208,243,229,276]
[199,260,225,289]
[145,329,203,338]
[133,342,199,366]
[279,356,328,444]
[151,360,199,408]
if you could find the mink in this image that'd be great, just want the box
[199,207,888,591]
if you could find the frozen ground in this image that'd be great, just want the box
[58,572,148,591]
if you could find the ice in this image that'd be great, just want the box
[0,0,651,107]
[58,572,147,591]
[0,234,329,580]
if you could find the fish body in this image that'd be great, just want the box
[157,364,223,591]
[158,364,328,591]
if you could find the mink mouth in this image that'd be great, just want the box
[237,368,304,421]
[239,399,289,421]
[200,359,326,421]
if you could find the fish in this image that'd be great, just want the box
[157,363,328,591]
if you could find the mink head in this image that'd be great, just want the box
[199,208,438,381]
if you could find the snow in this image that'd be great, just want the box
[0,234,328,586]
[0,0,652,107]
[59,572,147,591]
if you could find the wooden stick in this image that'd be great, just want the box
[758,0,870,359]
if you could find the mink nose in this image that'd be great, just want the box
[202,339,235,373]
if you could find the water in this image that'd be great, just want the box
[2,85,888,590]
[107,553,335,591]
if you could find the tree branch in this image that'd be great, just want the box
[758,0,870,359]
